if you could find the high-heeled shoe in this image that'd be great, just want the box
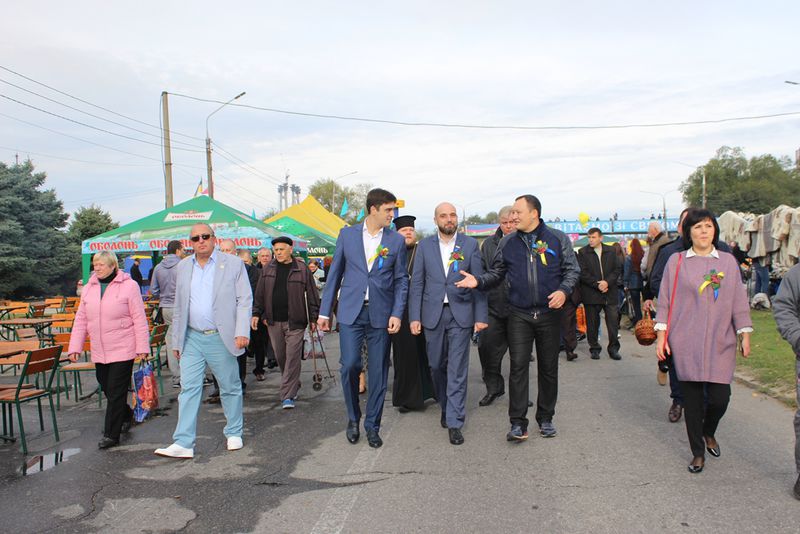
[705,436,721,458]
[687,456,705,474]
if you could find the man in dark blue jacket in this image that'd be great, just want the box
[457,195,580,441]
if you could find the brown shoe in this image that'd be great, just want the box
[668,402,682,423]
[358,371,366,394]
[255,373,266,382]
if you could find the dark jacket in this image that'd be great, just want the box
[478,222,580,315]
[252,257,321,331]
[481,226,509,318]
[577,244,622,305]
[244,263,259,295]
[623,256,643,290]
[130,263,144,287]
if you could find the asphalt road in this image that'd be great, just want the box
[1,328,799,533]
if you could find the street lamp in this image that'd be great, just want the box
[639,190,677,228]
[329,171,358,216]
[205,91,246,199]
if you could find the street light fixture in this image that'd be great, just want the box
[205,91,246,199]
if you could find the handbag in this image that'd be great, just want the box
[634,309,657,345]
[132,361,159,423]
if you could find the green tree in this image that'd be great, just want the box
[465,211,499,224]
[680,146,800,213]
[67,205,118,244]
[0,160,72,297]
[307,178,373,224]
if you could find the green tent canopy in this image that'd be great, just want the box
[267,216,337,257]
[81,196,307,279]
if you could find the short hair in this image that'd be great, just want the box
[515,194,542,218]
[648,221,662,232]
[190,222,214,236]
[681,208,719,247]
[257,247,271,255]
[587,227,602,236]
[366,188,397,214]
[498,205,513,220]
[219,238,236,248]
[93,250,119,269]
[167,240,183,254]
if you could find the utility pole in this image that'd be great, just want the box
[161,92,174,208]
[282,171,290,210]
[205,137,214,199]
[701,167,707,208]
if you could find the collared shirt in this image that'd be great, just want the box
[593,245,604,278]
[363,223,384,301]
[188,250,217,331]
[438,231,458,303]
[686,246,719,259]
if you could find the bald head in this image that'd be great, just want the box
[190,223,213,235]
[218,238,236,255]
[647,221,662,239]
[434,202,458,237]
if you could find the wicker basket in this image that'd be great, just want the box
[635,310,657,346]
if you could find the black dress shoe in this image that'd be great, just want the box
[346,421,360,444]
[590,352,600,360]
[440,412,447,429]
[478,392,504,407]
[397,405,410,414]
[448,428,464,445]
[566,351,577,361]
[98,437,119,450]
[121,420,132,435]
[687,457,705,473]
[609,351,622,361]
[366,429,383,448]
[705,437,721,457]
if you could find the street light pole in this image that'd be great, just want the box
[205,91,245,199]
[639,190,673,226]
[329,170,358,215]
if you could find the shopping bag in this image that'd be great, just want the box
[304,328,325,359]
[132,361,159,422]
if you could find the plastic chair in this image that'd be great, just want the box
[0,346,62,454]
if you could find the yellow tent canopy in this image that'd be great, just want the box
[265,195,346,238]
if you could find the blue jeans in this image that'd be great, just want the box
[173,330,243,448]
[338,304,390,432]
[755,263,770,295]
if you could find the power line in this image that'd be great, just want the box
[211,147,283,186]
[0,77,200,149]
[168,91,800,131]
[0,64,204,142]
[0,111,163,162]
[212,141,280,182]
[0,144,156,167]
[0,93,204,152]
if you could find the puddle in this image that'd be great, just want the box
[19,448,81,476]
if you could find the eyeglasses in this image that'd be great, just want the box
[190,234,213,242]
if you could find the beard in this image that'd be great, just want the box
[438,223,456,236]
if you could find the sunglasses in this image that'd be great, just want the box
[190,233,214,242]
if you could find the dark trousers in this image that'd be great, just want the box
[628,288,643,324]
[680,381,731,458]
[252,321,276,374]
[560,298,578,353]
[668,362,684,404]
[338,304,391,432]
[585,302,620,354]
[425,306,472,429]
[507,309,561,428]
[478,313,508,395]
[95,360,134,441]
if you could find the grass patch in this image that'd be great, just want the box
[737,310,797,404]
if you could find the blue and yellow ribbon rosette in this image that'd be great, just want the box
[698,269,724,301]
[369,245,390,269]
[447,246,465,272]
[533,240,556,265]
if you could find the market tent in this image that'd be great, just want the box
[265,195,346,238]
[266,216,337,257]
[81,196,306,280]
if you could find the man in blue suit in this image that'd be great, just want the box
[318,189,408,448]
[409,202,488,445]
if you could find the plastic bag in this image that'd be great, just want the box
[132,361,159,422]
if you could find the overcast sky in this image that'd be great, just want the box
[2,1,799,230]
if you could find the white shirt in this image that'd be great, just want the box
[362,223,384,301]
[438,232,458,303]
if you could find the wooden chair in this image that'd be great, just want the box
[14,328,40,342]
[51,313,76,321]
[44,298,66,314]
[56,338,98,410]
[6,301,28,318]
[0,346,62,454]
[65,297,80,308]
[27,304,48,318]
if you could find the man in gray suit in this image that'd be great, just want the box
[409,202,488,445]
[155,224,252,459]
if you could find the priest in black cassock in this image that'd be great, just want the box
[391,215,436,411]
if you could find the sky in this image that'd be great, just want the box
[2,1,799,231]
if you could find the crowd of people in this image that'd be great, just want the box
[67,188,800,499]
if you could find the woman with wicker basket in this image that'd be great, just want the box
[655,209,751,474]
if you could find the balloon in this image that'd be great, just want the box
[578,212,590,227]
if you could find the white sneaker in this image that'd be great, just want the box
[154,443,194,459]
[227,436,243,451]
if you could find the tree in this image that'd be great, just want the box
[67,205,118,244]
[307,178,373,224]
[680,146,800,213]
[465,211,499,224]
[0,160,72,297]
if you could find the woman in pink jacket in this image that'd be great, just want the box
[68,251,150,450]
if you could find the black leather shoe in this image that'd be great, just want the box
[566,351,577,361]
[98,437,119,450]
[440,412,447,429]
[705,437,721,457]
[121,420,132,435]
[478,392,504,406]
[397,405,410,413]
[609,351,622,360]
[687,457,704,473]
[346,421,360,444]
[366,429,383,448]
[448,428,464,445]
[590,352,600,360]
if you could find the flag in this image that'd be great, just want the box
[251,209,257,220]
[339,198,349,217]
[356,208,365,221]
[193,179,203,197]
